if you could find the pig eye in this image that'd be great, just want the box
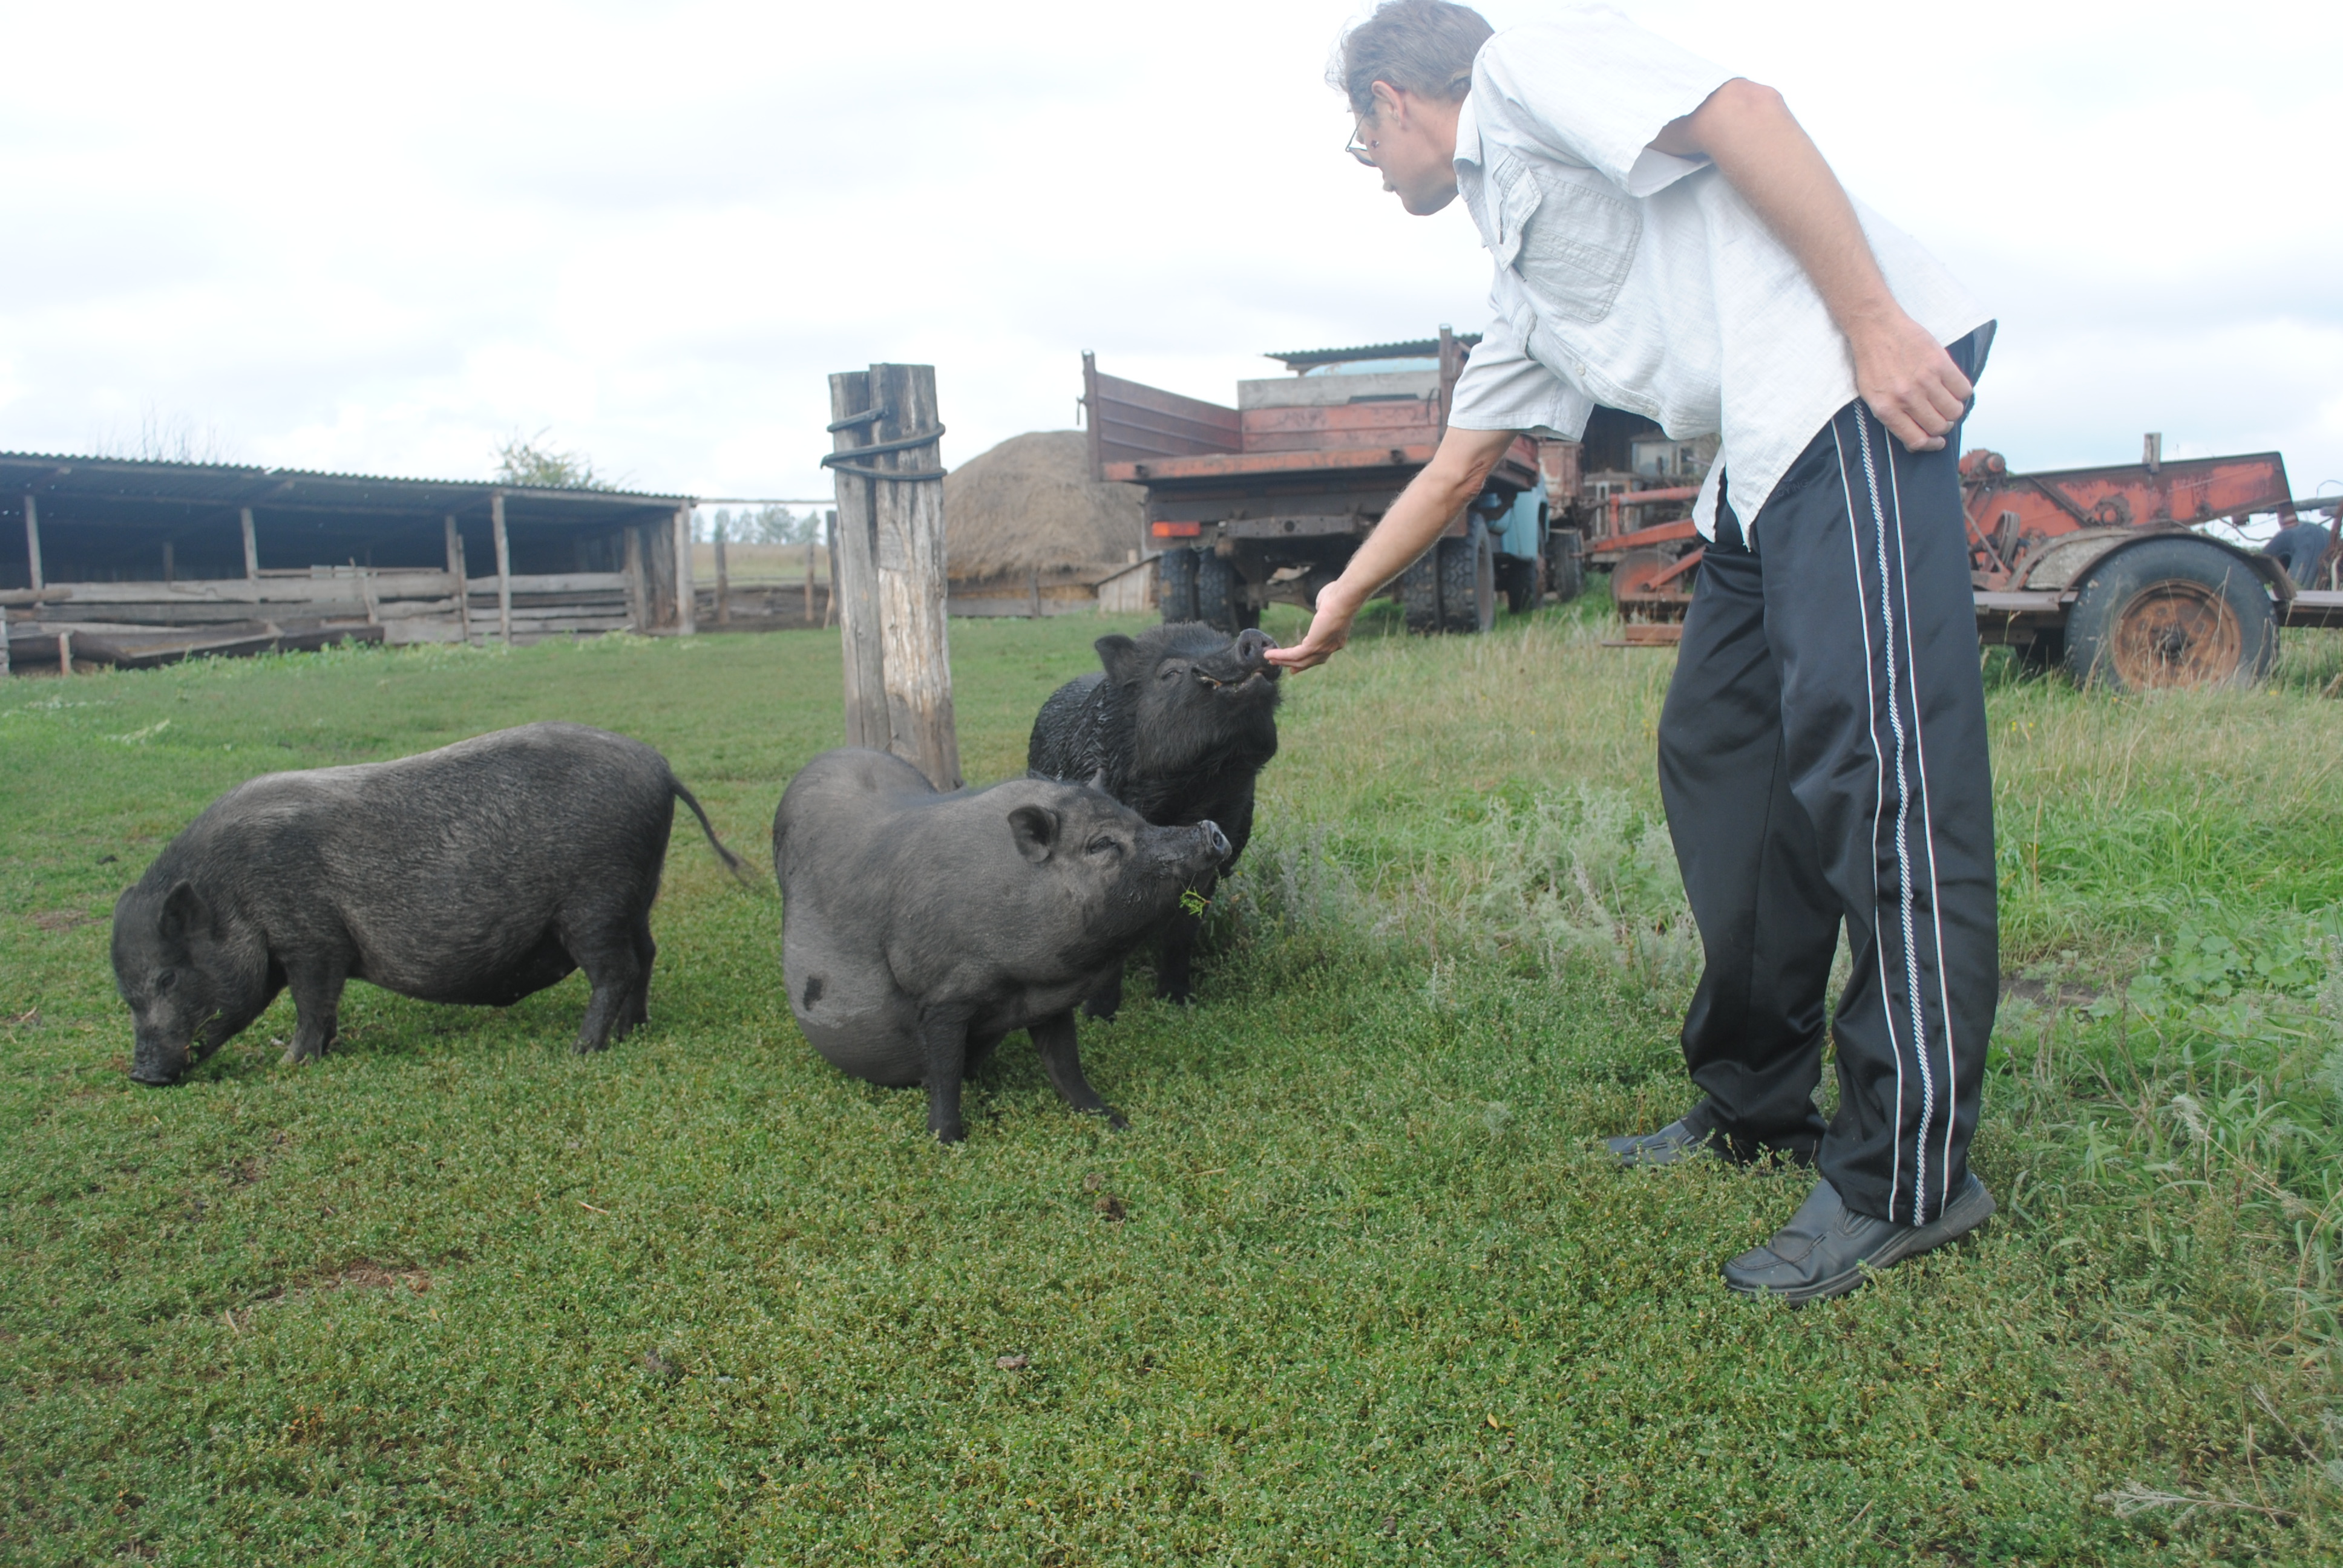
[156,970,177,992]
[1158,665,1182,681]
[1086,836,1124,857]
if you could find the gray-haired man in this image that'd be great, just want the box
[1268,1,2000,1302]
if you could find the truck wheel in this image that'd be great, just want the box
[1547,531,1585,603]
[1400,550,1441,633]
[2062,535,2278,693]
[1158,546,1199,624]
[1193,549,1256,635]
[1438,519,1497,634]
[1498,555,1544,616]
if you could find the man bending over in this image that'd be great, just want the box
[1268,1,1999,1303]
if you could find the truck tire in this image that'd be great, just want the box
[1158,546,1199,624]
[1547,531,1585,603]
[2063,535,2278,693]
[1193,549,1256,635]
[1498,555,1543,616]
[1438,519,1497,634]
[1400,549,1441,634]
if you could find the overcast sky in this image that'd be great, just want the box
[1,0,2336,511]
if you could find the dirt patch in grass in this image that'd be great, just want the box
[25,909,100,932]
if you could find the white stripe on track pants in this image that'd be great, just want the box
[1656,328,1997,1229]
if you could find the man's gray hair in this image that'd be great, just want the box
[1329,0,1495,118]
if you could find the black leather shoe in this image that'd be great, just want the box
[1606,1114,1720,1168]
[1722,1174,1995,1304]
[1607,1100,1819,1169]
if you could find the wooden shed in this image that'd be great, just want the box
[1,453,700,672]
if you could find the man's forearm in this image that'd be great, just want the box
[1332,425,1515,598]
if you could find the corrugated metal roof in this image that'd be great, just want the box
[1262,335,1482,371]
[0,451,693,525]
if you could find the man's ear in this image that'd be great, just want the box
[1093,635,1142,687]
[159,881,210,944]
[1008,805,1060,864]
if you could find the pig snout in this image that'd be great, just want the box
[1200,820,1232,863]
[129,1038,188,1086]
[1234,629,1277,670]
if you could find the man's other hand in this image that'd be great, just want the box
[1851,311,1973,452]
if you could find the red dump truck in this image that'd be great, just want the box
[1081,332,1562,635]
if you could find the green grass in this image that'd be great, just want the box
[4,604,2343,1565]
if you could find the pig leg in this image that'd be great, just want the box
[1153,909,1205,1004]
[283,958,347,1065]
[570,921,649,1053]
[1031,1010,1127,1129]
[1083,962,1126,1022]
[919,1004,978,1143]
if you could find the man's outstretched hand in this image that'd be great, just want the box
[1263,578,1369,673]
[1852,311,1971,452]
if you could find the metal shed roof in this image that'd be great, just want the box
[1262,335,1482,373]
[0,451,693,531]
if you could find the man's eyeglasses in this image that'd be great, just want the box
[1346,119,1377,166]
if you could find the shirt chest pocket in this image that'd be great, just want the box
[1492,155,1642,325]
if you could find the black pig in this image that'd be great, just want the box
[1026,621,1279,1011]
[111,722,745,1085]
[775,747,1230,1142]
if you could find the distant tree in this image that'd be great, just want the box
[494,432,609,491]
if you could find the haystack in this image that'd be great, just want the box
[944,431,1145,583]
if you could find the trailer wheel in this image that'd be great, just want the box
[1438,519,1497,634]
[1498,555,1543,616]
[1193,549,1256,635]
[1158,546,1199,624]
[2063,536,2278,693]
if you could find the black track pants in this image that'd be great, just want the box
[1657,335,1996,1228]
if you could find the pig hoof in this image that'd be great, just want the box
[933,1122,968,1145]
[1102,1108,1129,1131]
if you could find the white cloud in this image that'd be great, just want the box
[0,0,2335,504]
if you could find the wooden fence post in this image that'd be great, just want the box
[825,364,960,788]
[24,494,42,592]
[823,511,837,628]
[491,491,513,646]
[444,515,466,644]
[243,508,261,582]
[714,515,730,626]
[672,506,696,635]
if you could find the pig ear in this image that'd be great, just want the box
[1087,766,1110,792]
[158,881,211,944]
[1008,804,1060,863]
[1093,635,1141,687]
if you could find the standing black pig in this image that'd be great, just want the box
[111,722,745,1085]
[1026,621,1279,1013]
[775,747,1230,1142]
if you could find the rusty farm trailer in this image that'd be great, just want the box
[1,454,702,673]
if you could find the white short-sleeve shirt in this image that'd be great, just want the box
[1443,5,1991,539]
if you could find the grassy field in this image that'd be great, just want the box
[5,599,2342,1565]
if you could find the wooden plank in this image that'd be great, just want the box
[2284,588,2343,629]
[1599,623,1683,647]
[1089,367,1243,465]
[867,362,961,789]
[828,370,892,752]
[491,491,513,646]
[243,507,260,581]
[1106,445,1438,483]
